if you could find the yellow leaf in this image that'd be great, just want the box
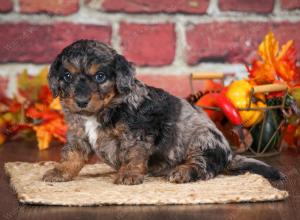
[34,126,52,150]
[50,97,62,110]
[17,67,49,101]
[258,32,278,66]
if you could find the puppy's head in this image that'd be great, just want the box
[48,40,135,115]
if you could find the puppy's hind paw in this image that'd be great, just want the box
[114,172,144,185]
[42,168,72,182]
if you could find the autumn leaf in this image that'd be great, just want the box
[0,67,68,149]
[283,123,300,148]
[26,102,67,150]
[38,85,52,105]
[276,40,297,82]
[33,117,67,150]
[33,126,52,150]
[247,60,276,85]
[247,32,296,85]
[17,67,49,101]
[50,97,62,111]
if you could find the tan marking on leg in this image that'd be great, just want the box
[42,151,86,182]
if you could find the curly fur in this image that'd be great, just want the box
[43,40,284,185]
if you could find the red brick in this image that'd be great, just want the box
[0,23,111,63]
[186,22,300,65]
[100,0,209,14]
[0,0,13,12]
[219,0,274,13]
[20,0,79,15]
[281,0,300,10]
[137,75,196,97]
[120,23,176,66]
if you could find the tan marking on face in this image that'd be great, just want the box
[87,63,101,75]
[60,84,117,115]
[103,90,117,107]
[61,96,78,112]
[88,89,116,110]
[63,60,80,74]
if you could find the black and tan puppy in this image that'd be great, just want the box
[43,40,283,185]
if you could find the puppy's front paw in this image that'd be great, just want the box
[114,172,144,185]
[42,168,71,182]
[168,166,194,184]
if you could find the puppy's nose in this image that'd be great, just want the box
[75,97,90,108]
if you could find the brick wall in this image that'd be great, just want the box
[0,0,300,97]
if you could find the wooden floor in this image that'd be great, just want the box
[1,140,300,220]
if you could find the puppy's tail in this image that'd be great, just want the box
[226,155,285,180]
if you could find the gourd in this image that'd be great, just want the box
[226,80,266,127]
[250,108,281,152]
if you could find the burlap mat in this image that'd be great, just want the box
[4,162,288,206]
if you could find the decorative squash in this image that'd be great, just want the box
[226,79,266,127]
[250,109,281,152]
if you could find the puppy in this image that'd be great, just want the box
[43,40,283,185]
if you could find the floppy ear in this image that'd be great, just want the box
[114,54,135,94]
[48,56,61,98]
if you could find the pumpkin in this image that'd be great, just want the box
[226,79,266,127]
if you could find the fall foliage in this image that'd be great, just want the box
[247,32,297,86]
[247,32,300,148]
[0,67,67,150]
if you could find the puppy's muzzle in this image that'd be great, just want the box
[75,97,90,108]
[75,79,91,108]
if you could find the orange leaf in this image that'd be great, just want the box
[33,116,67,150]
[247,60,276,85]
[26,104,62,122]
[258,32,278,66]
[33,126,52,150]
[248,32,297,85]
[276,40,296,82]
[38,85,53,105]
[50,97,62,111]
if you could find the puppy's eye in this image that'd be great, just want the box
[95,72,107,83]
[63,72,72,83]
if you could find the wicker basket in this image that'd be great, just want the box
[189,72,288,157]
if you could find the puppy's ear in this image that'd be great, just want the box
[48,56,61,98]
[114,54,135,94]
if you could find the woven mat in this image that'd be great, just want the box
[4,162,288,206]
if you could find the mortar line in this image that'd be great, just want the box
[111,21,121,53]
[1,9,300,25]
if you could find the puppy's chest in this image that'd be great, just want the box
[83,116,123,149]
[84,116,100,149]
[83,116,124,169]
